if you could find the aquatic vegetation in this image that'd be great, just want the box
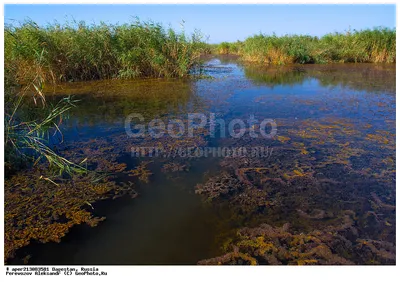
[240,28,395,65]
[215,41,243,55]
[60,138,129,174]
[199,209,395,265]
[318,28,396,63]
[5,19,206,84]
[4,134,143,263]
[195,94,395,265]
[5,96,87,175]
[284,118,375,169]
[4,166,135,263]
[195,172,243,201]
[198,222,353,265]
[297,209,327,220]
[370,192,395,211]
[5,54,395,265]
[276,135,291,143]
[162,162,189,173]
[4,42,87,177]
[355,239,396,262]
[128,161,153,183]
[197,158,316,216]
[230,188,269,214]
[365,130,395,151]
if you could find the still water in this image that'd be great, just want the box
[13,56,395,264]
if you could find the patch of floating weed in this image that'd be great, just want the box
[199,210,395,265]
[4,136,142,262]
[162,161,189,173]
[4,166,135,263]
[195,172,243,202]
[198,222,351,265]
[320,145,365,168]
[355,239,396,262]
[128,161,153,183]
[276,135,291,143]
[365,130,395,150]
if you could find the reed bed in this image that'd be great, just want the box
[213,28,395,64]
[5,19,206,85]
[215,41,243,55]
[4,19,207,173]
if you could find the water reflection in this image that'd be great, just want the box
[243,63,395,94]
[46,78,207,127]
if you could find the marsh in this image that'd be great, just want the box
[6,56,395,265]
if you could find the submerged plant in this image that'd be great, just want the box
[198,212,395,265]
[128,161,153,183]
[4,164,136,263]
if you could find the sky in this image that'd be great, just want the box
[4,4,396,43]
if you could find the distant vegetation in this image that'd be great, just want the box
[212,27,396,64]
[214,41,243,55]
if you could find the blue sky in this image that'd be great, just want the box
[4,4,396,43]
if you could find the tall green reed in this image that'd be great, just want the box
[239,27,395,65]
[4,19,207,175]
[5,19,206,83]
